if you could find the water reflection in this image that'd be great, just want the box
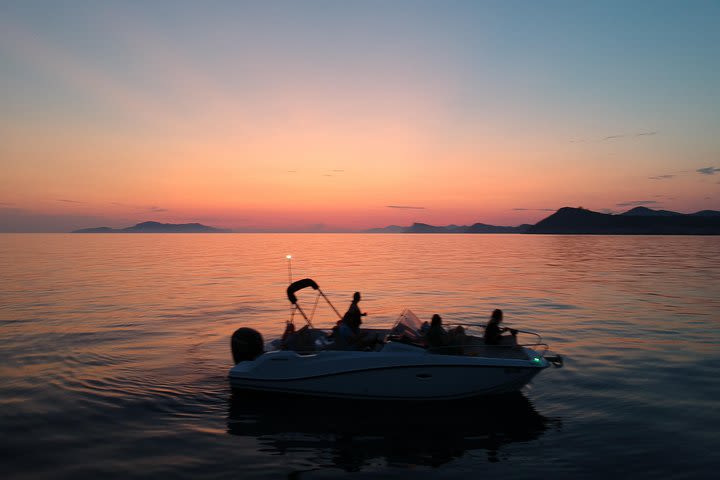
[227,390,556,471]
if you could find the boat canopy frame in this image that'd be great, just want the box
[286,278,342,328]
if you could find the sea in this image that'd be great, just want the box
[1,233,719,479]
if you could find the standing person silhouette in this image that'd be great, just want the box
[342,292,366,332]
[335,292,367,349]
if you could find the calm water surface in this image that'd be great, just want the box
[1,234,719,479]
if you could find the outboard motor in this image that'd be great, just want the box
[231,327,264,364]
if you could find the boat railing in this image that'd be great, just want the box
[427,323,562,365]
[428,323,550,357]
[448,322,545,342]
[275,323,559,363]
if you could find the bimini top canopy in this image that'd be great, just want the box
[286,278,319,304]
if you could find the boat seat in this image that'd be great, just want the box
[386,334,427,349]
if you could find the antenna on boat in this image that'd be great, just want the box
[286,255,295,327]
[286,255,293,285]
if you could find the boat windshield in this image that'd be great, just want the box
[389,309,426,344]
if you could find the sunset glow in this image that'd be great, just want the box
[1,1,719,232]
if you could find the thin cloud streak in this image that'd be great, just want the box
[616,200,660,207]
[602,131,658,141]
[386,205,426,210]
[697,167,720,175]
[111,202,168,213]
[512,208,555,212]
[649,169,690,180]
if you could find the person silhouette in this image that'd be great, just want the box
[335,292,368,349]
[483,309,517,346]
[342,291,366,332]
[426,314,447,350]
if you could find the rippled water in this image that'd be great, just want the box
[1,234,719,479]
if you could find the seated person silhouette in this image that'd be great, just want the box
[426,314,466,354]
[483,309,517,347]
[425,314,447,351]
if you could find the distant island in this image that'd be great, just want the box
[367,207,720,235]
[73,221,231,233]
[366,222,531,234]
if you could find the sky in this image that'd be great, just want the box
[1,0,719,232]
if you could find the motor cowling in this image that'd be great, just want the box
[231,327,264,364]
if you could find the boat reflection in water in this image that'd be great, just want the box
[227,389,556,471]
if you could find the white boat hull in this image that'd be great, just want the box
[229,344,548,400]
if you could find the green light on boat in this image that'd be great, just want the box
[533,357,541,363]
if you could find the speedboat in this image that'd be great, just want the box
[228,279,562,400]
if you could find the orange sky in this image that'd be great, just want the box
[1,2,719,232]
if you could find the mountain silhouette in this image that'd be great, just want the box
[465,222,532,233]
[367,222,529,234]
[365,225,405,233]
[620,206,681,216]
[528,207,720,234]
[367,207,720,235]
[690,210,720,217]
[73,221,230,233]
[404,223,465,233]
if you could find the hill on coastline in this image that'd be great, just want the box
[73,221,231,233]
[619,206,682,216]
[366,207,720,235]
[527,207,720,234]
[366,222,530,234]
